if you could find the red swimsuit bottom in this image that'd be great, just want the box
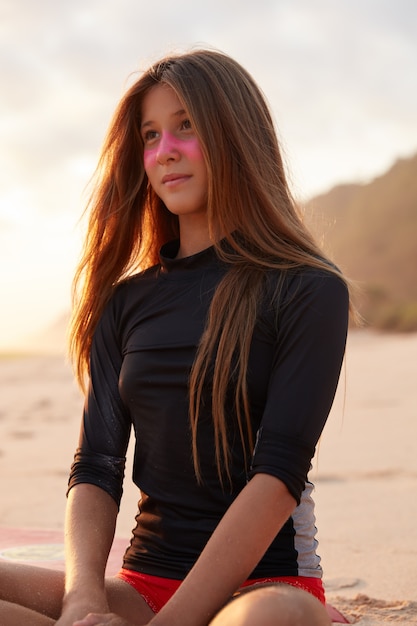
[116,568,326,614]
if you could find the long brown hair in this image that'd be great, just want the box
[70,49,350,484]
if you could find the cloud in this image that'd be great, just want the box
[2,0,416,203]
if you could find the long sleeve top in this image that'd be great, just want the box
[68,239,349,580]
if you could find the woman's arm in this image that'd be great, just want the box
[57,483,118,625]
[62,294,131,625]
[74,474,295,626]
[149,473,296,626]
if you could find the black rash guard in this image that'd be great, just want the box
[68,239,349,580]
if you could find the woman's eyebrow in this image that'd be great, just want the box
[141,109,187,131]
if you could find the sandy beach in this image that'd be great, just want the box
[1,330,416,624]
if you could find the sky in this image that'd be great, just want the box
[1,0,416,350]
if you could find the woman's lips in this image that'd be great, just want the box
[162,173,191,186]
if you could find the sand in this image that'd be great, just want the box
[0,330,416,624]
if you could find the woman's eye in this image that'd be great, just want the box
[143,130,158,144]
[181,119,192,131]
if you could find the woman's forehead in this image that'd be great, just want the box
[141,84,187,124]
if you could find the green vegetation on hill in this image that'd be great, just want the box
[304,153,417,331]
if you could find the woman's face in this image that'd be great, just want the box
[141,84,208,220]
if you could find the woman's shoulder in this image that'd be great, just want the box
[263,262,349,318]
[99,263,162,322]
[123,262,162,285]
[268,261,347,292]
[256,263,349,343]
[93,263,163,345]
[113,263,162,296]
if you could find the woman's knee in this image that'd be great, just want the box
[210,584,331,626]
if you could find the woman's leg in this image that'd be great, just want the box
[105,577,155,624]
[0,561,65,618]
[0,561,154,626]
[0,601,55,626]
[209,583,331,626]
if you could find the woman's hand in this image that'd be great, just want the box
[54,597,110,626]
[73,613,133,626]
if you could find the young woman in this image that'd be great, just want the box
[0,49,349,626]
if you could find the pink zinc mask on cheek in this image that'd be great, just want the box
[143,131,204,169]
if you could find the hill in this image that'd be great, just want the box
[304,153,417,331]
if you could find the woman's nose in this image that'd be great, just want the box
[156,131,180,164]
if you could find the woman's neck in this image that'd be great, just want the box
[176,216,214,259]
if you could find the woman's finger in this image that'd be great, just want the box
[73,612,126,626]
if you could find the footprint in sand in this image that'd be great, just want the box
[325,577,362,592]
[333,594,417,624]
[9,430,35,439]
